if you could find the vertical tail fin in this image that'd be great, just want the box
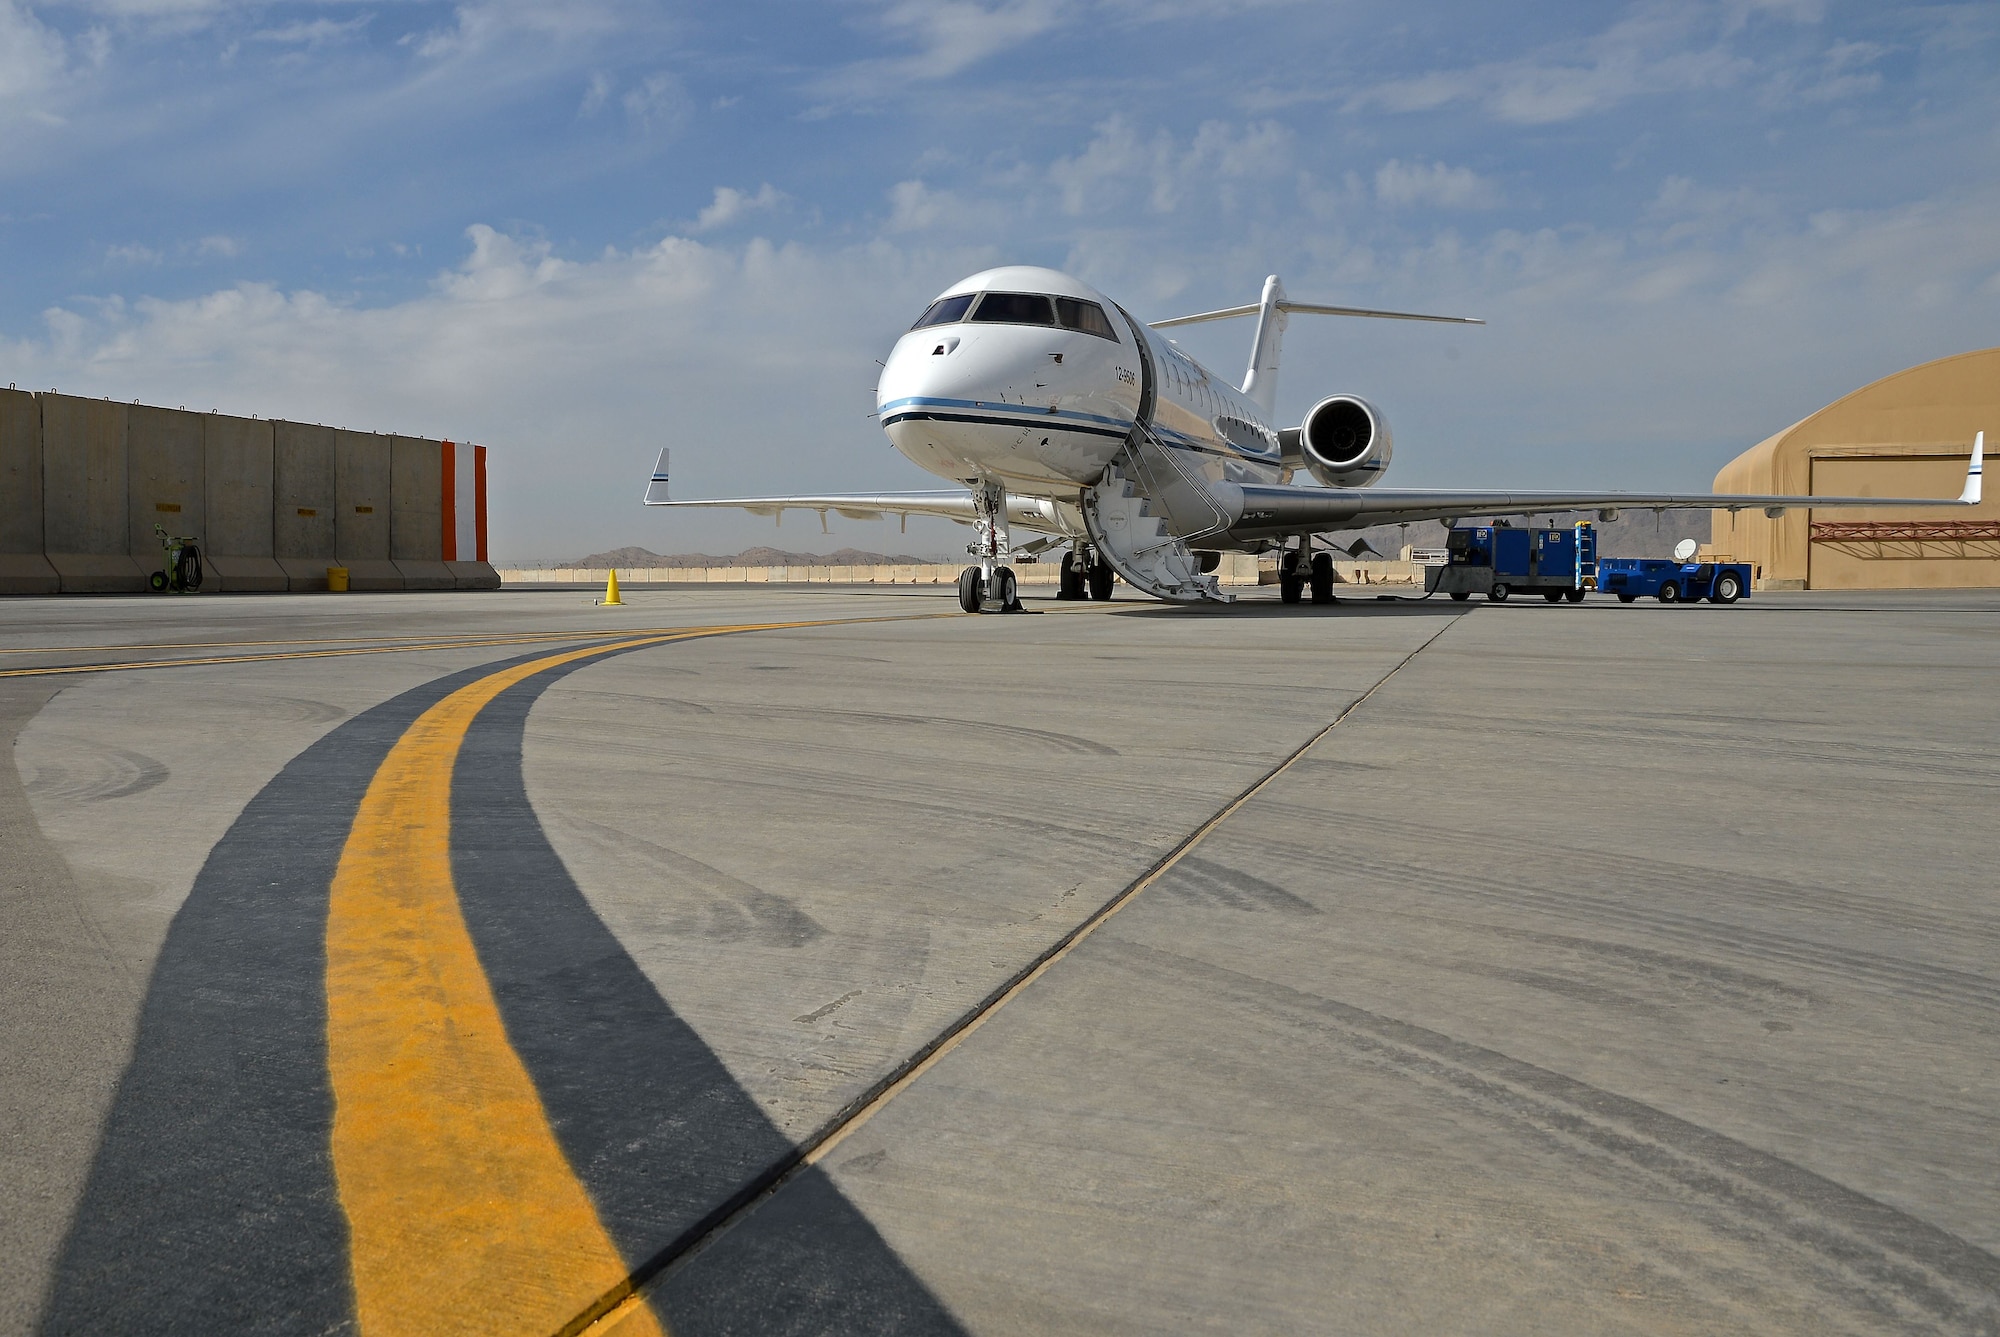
[1961,432,1983,505]
[1239,275,1286,416]
[645,448,671,504]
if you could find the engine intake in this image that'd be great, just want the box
[1298,394,1392,489]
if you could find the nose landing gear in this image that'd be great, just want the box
[959,477,1025,613]
[958,565,1022,613]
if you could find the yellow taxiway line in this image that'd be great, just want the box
[323,612,952,1336]
[327,631,689,1337]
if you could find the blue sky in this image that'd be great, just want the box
[3,0,1996,560]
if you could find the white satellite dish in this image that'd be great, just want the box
[1673,538,1699,562]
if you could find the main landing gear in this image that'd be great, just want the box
[1278,544,1340,605]
[1056,548,1115,602]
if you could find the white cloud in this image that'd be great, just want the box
[194,234,240,258]
[104,241,162,265]
[248,15,369,48]
[884,180,966,232]
[694,184,786,232]
[1,225,1000,560]
[814,0,1065,100]
[877,0,1064,76]
[0,0,73,124]
[1048,115,1293,216]
[1349,7,1764,125]
[621,71,686,132]
[1763,38,1887,107]
[1374,159,1503,210]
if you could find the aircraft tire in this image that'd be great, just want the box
[1057,553,1085,600]
[1086,564,1114,601]
[1658,582,1679,604]
[956,567,984,613]
[1489,583,1511,602]
[995,566,1019,611]
[1309,552,1337,604]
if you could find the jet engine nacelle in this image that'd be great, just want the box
[1289,394,1393,489]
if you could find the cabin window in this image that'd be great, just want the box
[911,294,975,329]
[968,292,1057,326]
[1054,297,1118,340]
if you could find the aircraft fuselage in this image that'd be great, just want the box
[876,267,1286,531]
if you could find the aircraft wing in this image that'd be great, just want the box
[643,447,977,528]
[640,448,1080,535]
[1224,433,1984,537]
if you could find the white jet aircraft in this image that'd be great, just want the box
[645,265,1983,611]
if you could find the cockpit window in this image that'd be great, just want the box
[1054,297,1118,340]
[911,293,976,330]
[968,292,1056,326]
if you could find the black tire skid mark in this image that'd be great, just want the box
[1382,706,2000,788]
[1264,800,1998,943]
[36,658,523,1337]
[450,658,964,1335]
[1108,938,2000,1334]
[1223,825,2000,1013]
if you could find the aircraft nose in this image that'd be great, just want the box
[877,330,972,411]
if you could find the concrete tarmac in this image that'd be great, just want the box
[2,584,1996,1334]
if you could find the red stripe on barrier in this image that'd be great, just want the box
[441,441,457,562]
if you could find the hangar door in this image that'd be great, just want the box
[1809,453,2000,590]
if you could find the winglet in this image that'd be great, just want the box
[1961,432,1984,506]
[645,448,671,505]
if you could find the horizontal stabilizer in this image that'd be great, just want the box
[1152,300,1484,329]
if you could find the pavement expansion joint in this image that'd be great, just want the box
[580,610,1470,1327]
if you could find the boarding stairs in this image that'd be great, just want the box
[1081,422,1233,604]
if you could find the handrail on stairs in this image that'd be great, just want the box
[1120,418,1230,552]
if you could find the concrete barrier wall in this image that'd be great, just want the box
[273,421,336,590]
[128,406,205,583]
[334,429,398,590]
[203,414,286,591]
[5,395,496,595]
[390,436,452,589]
[42,395,141,591]
[0,389,40,553]
[0,389,56,593]
[204,414,273,556]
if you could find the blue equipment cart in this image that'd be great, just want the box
[1596,558,1751,604]
[1426,522,1598,603]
